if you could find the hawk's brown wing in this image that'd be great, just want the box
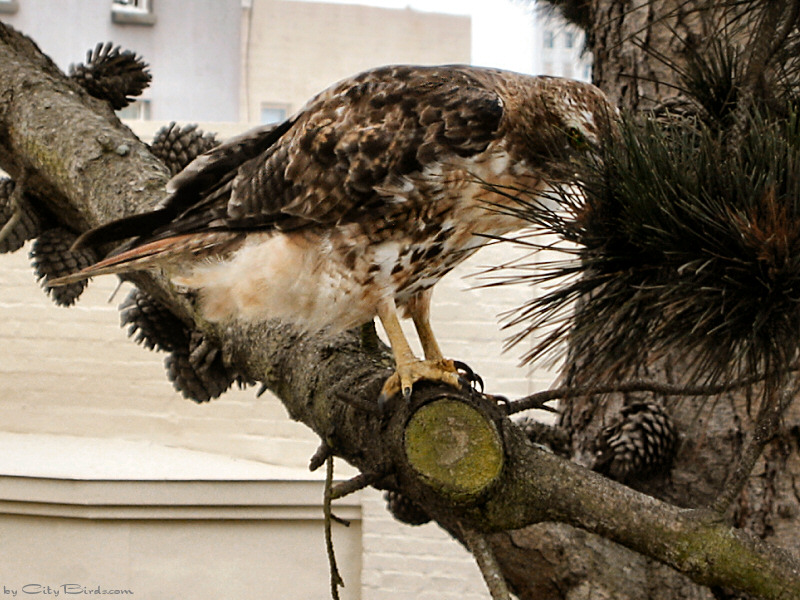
[75,65,506,253]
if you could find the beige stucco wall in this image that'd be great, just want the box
[240,0,471,121]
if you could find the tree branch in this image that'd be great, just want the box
[508,372,789,415]
[3,22,800,599]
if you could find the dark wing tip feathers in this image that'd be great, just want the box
[72,118,297,254]
[71,209,172,251]
[166,119,296,198]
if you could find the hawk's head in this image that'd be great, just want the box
[504,75,619,175]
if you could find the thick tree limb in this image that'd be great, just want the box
[2,22,800,599]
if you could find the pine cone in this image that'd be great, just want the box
[166,330,237,403]
[119,287,188,352]
[0,178,41,252]
[69,42,151,110]
[30,228,97,306]
[0,178,42,253]
[150,122,219,175]
[384,490,431,526]
[594,401,678,481]
[516,416,571,458]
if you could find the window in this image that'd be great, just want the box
[564,32,576,49]
[0,0,19,15]
[117,99,151,121]
[113,0,150,11]
[543,30,555,49]
[260,103,290,125]
[111,0,156,25]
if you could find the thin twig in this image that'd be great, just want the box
[711,374,799,513]
[330,514,351,527]
[460,526,512,600]
[324,456,345,600]
[507,372,789,415]
[330,471,383,500]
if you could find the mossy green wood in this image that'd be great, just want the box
[404,398,504,502]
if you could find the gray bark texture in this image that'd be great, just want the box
[2,16,800,600]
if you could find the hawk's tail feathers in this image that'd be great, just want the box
[47,234,200,286]
[71,208,173,251]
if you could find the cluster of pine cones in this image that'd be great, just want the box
[0,41,242,402]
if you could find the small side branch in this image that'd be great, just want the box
[309,441,332,472]
[324,456,345,600]
[508,374,780,415]
[330,471,384,500]
[712,375,798,513]
[460,526,512,600]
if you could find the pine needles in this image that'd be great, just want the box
[493,107,800,386]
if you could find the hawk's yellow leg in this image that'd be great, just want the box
[377,293,461,402]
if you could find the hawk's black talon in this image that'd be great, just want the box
[402,386,413,401]
[453,360,483,392]
[377,392,390,411]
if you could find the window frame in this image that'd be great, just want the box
[260,102,292,125]
[0,0,20,16]
[111,0,156,26]
[116,99,152,121]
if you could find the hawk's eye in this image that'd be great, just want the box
[567,126,587,149]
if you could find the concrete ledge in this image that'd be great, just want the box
[0,433,361,520]
[0,434,363,600]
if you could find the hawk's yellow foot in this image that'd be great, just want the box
[379,357,463,406]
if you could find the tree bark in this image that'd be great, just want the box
[2,20,800,600]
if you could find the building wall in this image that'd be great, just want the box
[531,11,592,81]
[0,0,241,121]
[0,433,364,600]
[241,0,471,122]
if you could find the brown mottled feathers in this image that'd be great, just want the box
[74,66,504,252]
[58,64,615,290]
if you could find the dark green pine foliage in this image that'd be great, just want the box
[496,108,800,385]
[489,4,800,387]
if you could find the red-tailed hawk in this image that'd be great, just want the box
[53,65,616,402]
